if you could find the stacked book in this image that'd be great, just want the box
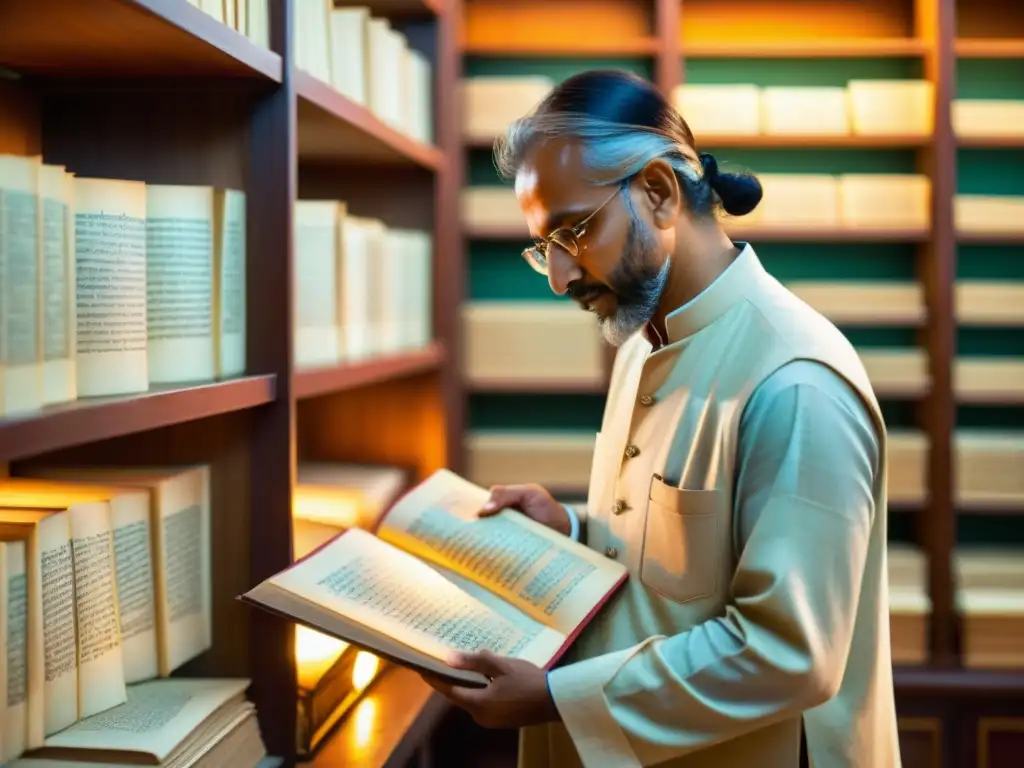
[295,1,433,144]
[0,154,248,419]
[293,199,433,369]
[186,0,270,49]
[0,466,216,763]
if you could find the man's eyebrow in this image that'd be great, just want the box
[540,205,594,236]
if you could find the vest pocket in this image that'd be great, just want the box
[640,476,723,604]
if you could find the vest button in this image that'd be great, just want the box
[605,546,618,559]
[639,394,654,406]
[624,444,640,458]
[613,499,627,515]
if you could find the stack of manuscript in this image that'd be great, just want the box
[0,466,212,763]
[6,678,265,767]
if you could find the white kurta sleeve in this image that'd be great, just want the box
[547,361,881,767]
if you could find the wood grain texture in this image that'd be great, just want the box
[0,0,281,80]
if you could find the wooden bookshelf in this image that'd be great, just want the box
[294,343,447,400]
[0,0,283,80]
[454,0,1024,765]
[0,376,277,463]
[0,0,458,765]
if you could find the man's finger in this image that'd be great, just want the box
[479,485,528,517]
[451,648,511,678]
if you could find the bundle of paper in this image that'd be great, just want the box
[241,469,629,686]
[8,678,265,768]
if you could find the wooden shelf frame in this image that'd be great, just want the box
[0,0,462,765]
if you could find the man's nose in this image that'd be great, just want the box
[546,247,583,296]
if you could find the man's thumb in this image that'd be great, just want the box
[479,485,523,516]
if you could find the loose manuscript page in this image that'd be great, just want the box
[269,528,565,668]
[39,677,249,761]
[379,470,627,636]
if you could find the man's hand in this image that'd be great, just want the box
[421,650,560,729]
[480,483,572,537]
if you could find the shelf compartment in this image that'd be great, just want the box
[680,0,923,59]
[296,71,443,169]
[0,374,277,462]
[955,357,1024,403]
[465,430,596,491]
[294,343,446,400]
[462,0,655,57]
[0,0,282,81]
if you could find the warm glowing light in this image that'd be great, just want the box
[351,651,380,691]
[354,699,378,749]
[293,489,362,528]
[294,625,348,688]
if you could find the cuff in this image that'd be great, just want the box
[547,646,641,768]
[563,504,580,541]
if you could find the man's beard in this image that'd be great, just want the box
[573,212,669,347]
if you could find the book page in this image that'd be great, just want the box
[109,504,157,684]
[68,503,127,718]
[36,513,78,737]
[39,677,248,761]
[4,540,28,762]
[38,163,76,406]
[380,470,627,636]
[270,529,565,668]
[145,184,216,385]
[214,188,245,379]
[157,471,212,676]
[0,154,43,416]
[73,177,149,397]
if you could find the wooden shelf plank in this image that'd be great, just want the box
[682,38,928,59]
[0,0,281,80]
[894,667,1024,696]
[461,38,659,57]
[296,71,443,169]
[955,38,1024,58]
[957,135,1024,149]
[294,343,447,400]
[0,375,277,462]
[957,230,1024,245]
[309,666,449,768]
[465,134,932,150]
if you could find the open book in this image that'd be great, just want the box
[240,470,628,687]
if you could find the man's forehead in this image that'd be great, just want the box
[514,136,586,202]
[513,138,595,236]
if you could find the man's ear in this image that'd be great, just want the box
[637,158,681,231]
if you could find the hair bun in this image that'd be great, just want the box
[698,151,762,217]
[699,152,720,184]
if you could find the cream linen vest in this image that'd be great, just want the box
[519,244,900,768]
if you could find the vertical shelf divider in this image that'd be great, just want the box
[917,0,959,668]
[439,0,468,476]
[247,0,298,758]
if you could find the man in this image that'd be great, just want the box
[423,70,902,767]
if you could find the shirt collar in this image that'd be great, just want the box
[645,242,766,348]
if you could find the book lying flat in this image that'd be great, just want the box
[240,469,629,687]
[20,678,260,767]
